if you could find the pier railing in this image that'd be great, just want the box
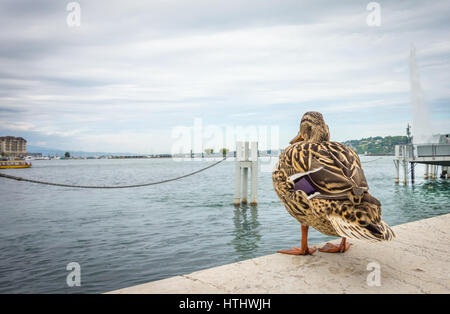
[394,144,414,159]
[395,143,450,160]
[394,143,450,184]
[416,144,450,157]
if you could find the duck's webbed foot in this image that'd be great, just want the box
[318,237,351,253]
[278,246,316,255]
[278,224,316,255]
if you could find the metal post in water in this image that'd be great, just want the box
[441,166,448,179]
[424,164,429,179]
[430,165,436,179]
[394,160,400,184]
[402,160,408,185]
[250,141,258,205]
[234,142,244,205]
[242,167,248,204]
[242,142,249,204]
[234,141,258,206]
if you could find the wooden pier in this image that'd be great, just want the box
[394,142,450,184]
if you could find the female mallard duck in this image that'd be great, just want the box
[273,111,395,255]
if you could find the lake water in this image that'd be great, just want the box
[0,156,449,293]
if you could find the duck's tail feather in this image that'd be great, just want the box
[328,215,396,242]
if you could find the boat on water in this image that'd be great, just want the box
[0,160,32,169]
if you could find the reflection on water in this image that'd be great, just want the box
[420,180,450,196]
[230,204,261,260]
[0,157,448,293]
[386,178,449,225]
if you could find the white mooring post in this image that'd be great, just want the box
[242,141,249,204]
[234,141,258,206]
[394,160,400,184]
[402,160,408,185]
[430,165,436,179]
[250,141,258,205]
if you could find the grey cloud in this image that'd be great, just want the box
[0,106,25,114]
[0,0,449,152]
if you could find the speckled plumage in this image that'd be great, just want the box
[273,113,395,242]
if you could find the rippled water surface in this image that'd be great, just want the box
[0,157,448,293]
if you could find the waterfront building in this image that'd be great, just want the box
[0,136,27,157]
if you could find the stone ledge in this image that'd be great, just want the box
[108,213,450,294]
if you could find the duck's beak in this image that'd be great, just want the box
[289,132,304,144]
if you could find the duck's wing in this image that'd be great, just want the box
[278,141,369,203]
[307,141,369,203]
[272,145,316,218]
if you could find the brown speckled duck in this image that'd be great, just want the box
[273,111,395,255]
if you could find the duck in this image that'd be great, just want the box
[272,111,395,255]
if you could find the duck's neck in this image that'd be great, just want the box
[308,133,330,143]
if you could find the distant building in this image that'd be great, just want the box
[0,136,27,157]
[27,152,42,158]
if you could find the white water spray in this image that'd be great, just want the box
[409,44,433,144]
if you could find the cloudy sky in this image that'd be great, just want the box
[1,0,449,153]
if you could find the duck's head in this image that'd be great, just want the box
[290,111,330,144]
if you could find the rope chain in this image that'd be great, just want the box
[0,157,226,189]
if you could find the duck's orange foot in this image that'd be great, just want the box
[278,246,316,255]
[318,239,351,253]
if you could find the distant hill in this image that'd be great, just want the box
[27,136,409,157]
[343,136,408,155]
[27,145,136,157]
